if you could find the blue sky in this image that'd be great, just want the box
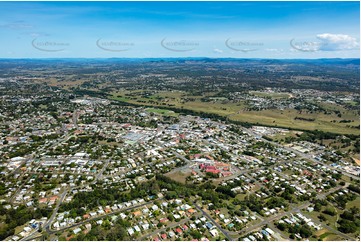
[0,1,359,58]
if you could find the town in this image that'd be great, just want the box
[0,67,359,241]
[0,0,360,240]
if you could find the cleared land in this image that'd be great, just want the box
[146,108,179,117]
[164,171,191,184]
[249,91,291,99]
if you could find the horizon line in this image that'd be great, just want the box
[0,57,359,60]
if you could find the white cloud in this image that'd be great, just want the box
[22,32,50,38]
[316,33,359,51]
[213,48,223,54]
[0,21,33,30]
[265,48,284,52]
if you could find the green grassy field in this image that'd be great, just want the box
[316,229,343,241]
[250,91,291,99]
[228,108,359,135]
[346,196,360,210]
[146,108,179,117]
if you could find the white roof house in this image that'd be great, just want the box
[73,228,82,234]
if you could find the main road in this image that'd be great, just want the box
[43,190,68,233]
[22,191,68,241]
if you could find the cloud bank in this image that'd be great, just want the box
[316,33,359,51]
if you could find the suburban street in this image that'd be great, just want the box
[236,185,345,238]
[192,202,233,241]
[243,128,360,181]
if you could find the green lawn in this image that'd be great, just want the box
[318,231,343,241]
[346,196,360,210]
[146,108,179,117]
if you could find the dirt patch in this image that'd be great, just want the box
[165,171,191,184]
[352,158,360,165]
[314,228,328,237]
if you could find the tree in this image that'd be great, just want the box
[299,225,313,238]
[340,211,354,221]
[318,214,326,222]
[277,222,287,231]
[348,184,360,193]
[190,230,202,240]
[338,219,358,233]
[322,207,336,216]
[314,203,322,212]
